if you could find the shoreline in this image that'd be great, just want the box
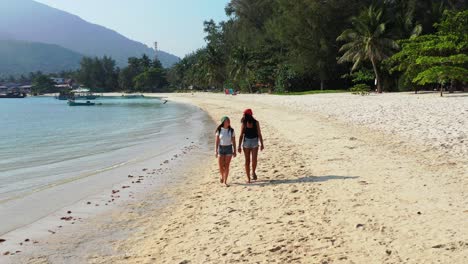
[0,100,214,261]
[4,92,467,263]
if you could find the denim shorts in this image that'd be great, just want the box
[243,137,259,149]
[218,145,233,156]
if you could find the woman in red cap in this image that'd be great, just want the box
[238,109,264,183]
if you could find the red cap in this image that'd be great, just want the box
[243,109,253,116]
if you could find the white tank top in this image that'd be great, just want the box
[216,128,235,146]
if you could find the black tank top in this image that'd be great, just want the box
[244,122,258,139]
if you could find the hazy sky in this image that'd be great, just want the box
[35,0,229,58]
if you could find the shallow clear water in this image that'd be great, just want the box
[0,96,199,202]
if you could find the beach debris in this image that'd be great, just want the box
[291,189,299,193]
[67,211,72,214]
[417,211,422,215]
[112,190,120,194]
[122,186,130,189]
[386,249,392,255]
[87,201,91,205]
[142,168,148,171]
[164,160,169,164]
[128,175,134,178]
[24,239,30,242]
[269,246,283,252]
[349,137,358,141]
[3,251,10,256]
[356,224,365,229]
[179,260,190,264]
[60,216,73,221]
[0,239,5,243]
[48,230,56,234]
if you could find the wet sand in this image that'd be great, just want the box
[5,92,467,263]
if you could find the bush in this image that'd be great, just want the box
[350,83,371,95]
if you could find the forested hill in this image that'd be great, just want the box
[0,40,83,77]
[0,0,180,68]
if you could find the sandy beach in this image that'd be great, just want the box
[7,92,467,263]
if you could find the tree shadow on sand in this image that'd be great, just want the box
[234,175,359,187]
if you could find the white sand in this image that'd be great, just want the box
[9,92,467,263]
[226,92,467,160]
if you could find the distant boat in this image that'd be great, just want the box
[55,91,72,100]
[72,88,100,100]
[74,95,100,100]
[68,100,95,106]
[0,92,26,98]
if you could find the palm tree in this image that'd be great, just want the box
[337,5,399,93]
[230,46,254,93]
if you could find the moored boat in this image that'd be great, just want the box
[0,92,27,98]
[68,100,95,106]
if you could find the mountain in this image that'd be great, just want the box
[0,0,180,68]
[0,39,83,77]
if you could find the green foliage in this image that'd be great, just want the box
[75,54,169,92]
[413,66,468,85]
[32,73,56,94]
[134,67,167,92]
[169,0,466,94]
[350,83,371,95]
[77,56,118,91]
[337,5,399,93]
[343,69,375,84]
[387,10,468,91]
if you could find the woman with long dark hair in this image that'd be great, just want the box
[215,116,237,187]
[238,109,264,183]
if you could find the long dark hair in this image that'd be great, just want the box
[241,114,257,126]
[216,120,234,134]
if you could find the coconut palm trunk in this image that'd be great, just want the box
[370,57,382,93]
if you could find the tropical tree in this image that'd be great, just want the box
[230,46,254,93]
[387,10,468,96]
[134,67,166,92]
[337,5,399,93]
[32,73,56,94]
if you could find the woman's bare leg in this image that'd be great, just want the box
[243,148,251,183]
[218,156,225,183]
[252,147,259,180]
[223,156,232,186]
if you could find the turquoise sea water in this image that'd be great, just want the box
[0,96,202,203]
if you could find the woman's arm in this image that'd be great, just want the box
[238,124,244,153]
[257,121,264,151]
[215,134,220,157]
[232,134,237,158]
